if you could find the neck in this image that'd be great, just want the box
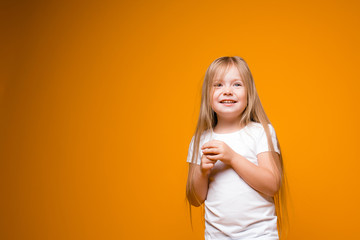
[214,116,245,133]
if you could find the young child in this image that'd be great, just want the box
[186,56,287,240]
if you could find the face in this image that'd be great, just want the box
[210,65,247,121]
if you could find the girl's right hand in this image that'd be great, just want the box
[200,154,216,176]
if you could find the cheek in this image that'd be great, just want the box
[242,89,248,99]
[211,90,221,101]
[242,92,247,100]
[209,95,215,107]
[235,89,247,100]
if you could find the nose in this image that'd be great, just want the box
[223,87,233,95]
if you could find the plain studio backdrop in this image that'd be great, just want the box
[1,0,359,239]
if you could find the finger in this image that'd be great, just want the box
[201,140,218,150]
[201,162,214,169]
[206,154,220,160]
[202,148,219,155]
[202,140,224,150]
[201,155,216,164]
[202,157,217,164]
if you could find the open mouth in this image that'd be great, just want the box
[220,100,237,104]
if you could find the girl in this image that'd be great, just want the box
[186,56,287,240]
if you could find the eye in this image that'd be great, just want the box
[213,83,222,87]
[234,82,242,87]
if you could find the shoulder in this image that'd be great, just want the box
[189,129,213,146]
[248,122,275,130]
[190,129,212,139]
[246,122,277,137]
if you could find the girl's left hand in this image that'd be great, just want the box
[201,140,236,166]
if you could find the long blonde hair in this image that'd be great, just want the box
[186,56,288,239]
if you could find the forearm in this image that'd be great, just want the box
[230,154,279,197]
[187,164,209,207]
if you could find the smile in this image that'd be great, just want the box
[220,100,237,104]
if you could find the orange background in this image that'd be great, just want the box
[1,0,360,239]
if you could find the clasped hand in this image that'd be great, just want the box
[201,140,236,166]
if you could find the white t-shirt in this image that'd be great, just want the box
[186,122,281,240]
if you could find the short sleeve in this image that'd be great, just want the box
[186,136,201,165]
[256,124,280,155]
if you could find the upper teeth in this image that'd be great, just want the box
[222,100,235,103]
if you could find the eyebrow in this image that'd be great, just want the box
[213,78,243,83]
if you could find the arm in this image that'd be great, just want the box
[229,151,281,197]
[186,155,216,207]
[202,140,281,197]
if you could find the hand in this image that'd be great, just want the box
[201,140,236,166]
[200,154,217,176]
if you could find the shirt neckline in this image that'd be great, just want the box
[212,123,250,136]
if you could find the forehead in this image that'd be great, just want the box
[213,64,242,82]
